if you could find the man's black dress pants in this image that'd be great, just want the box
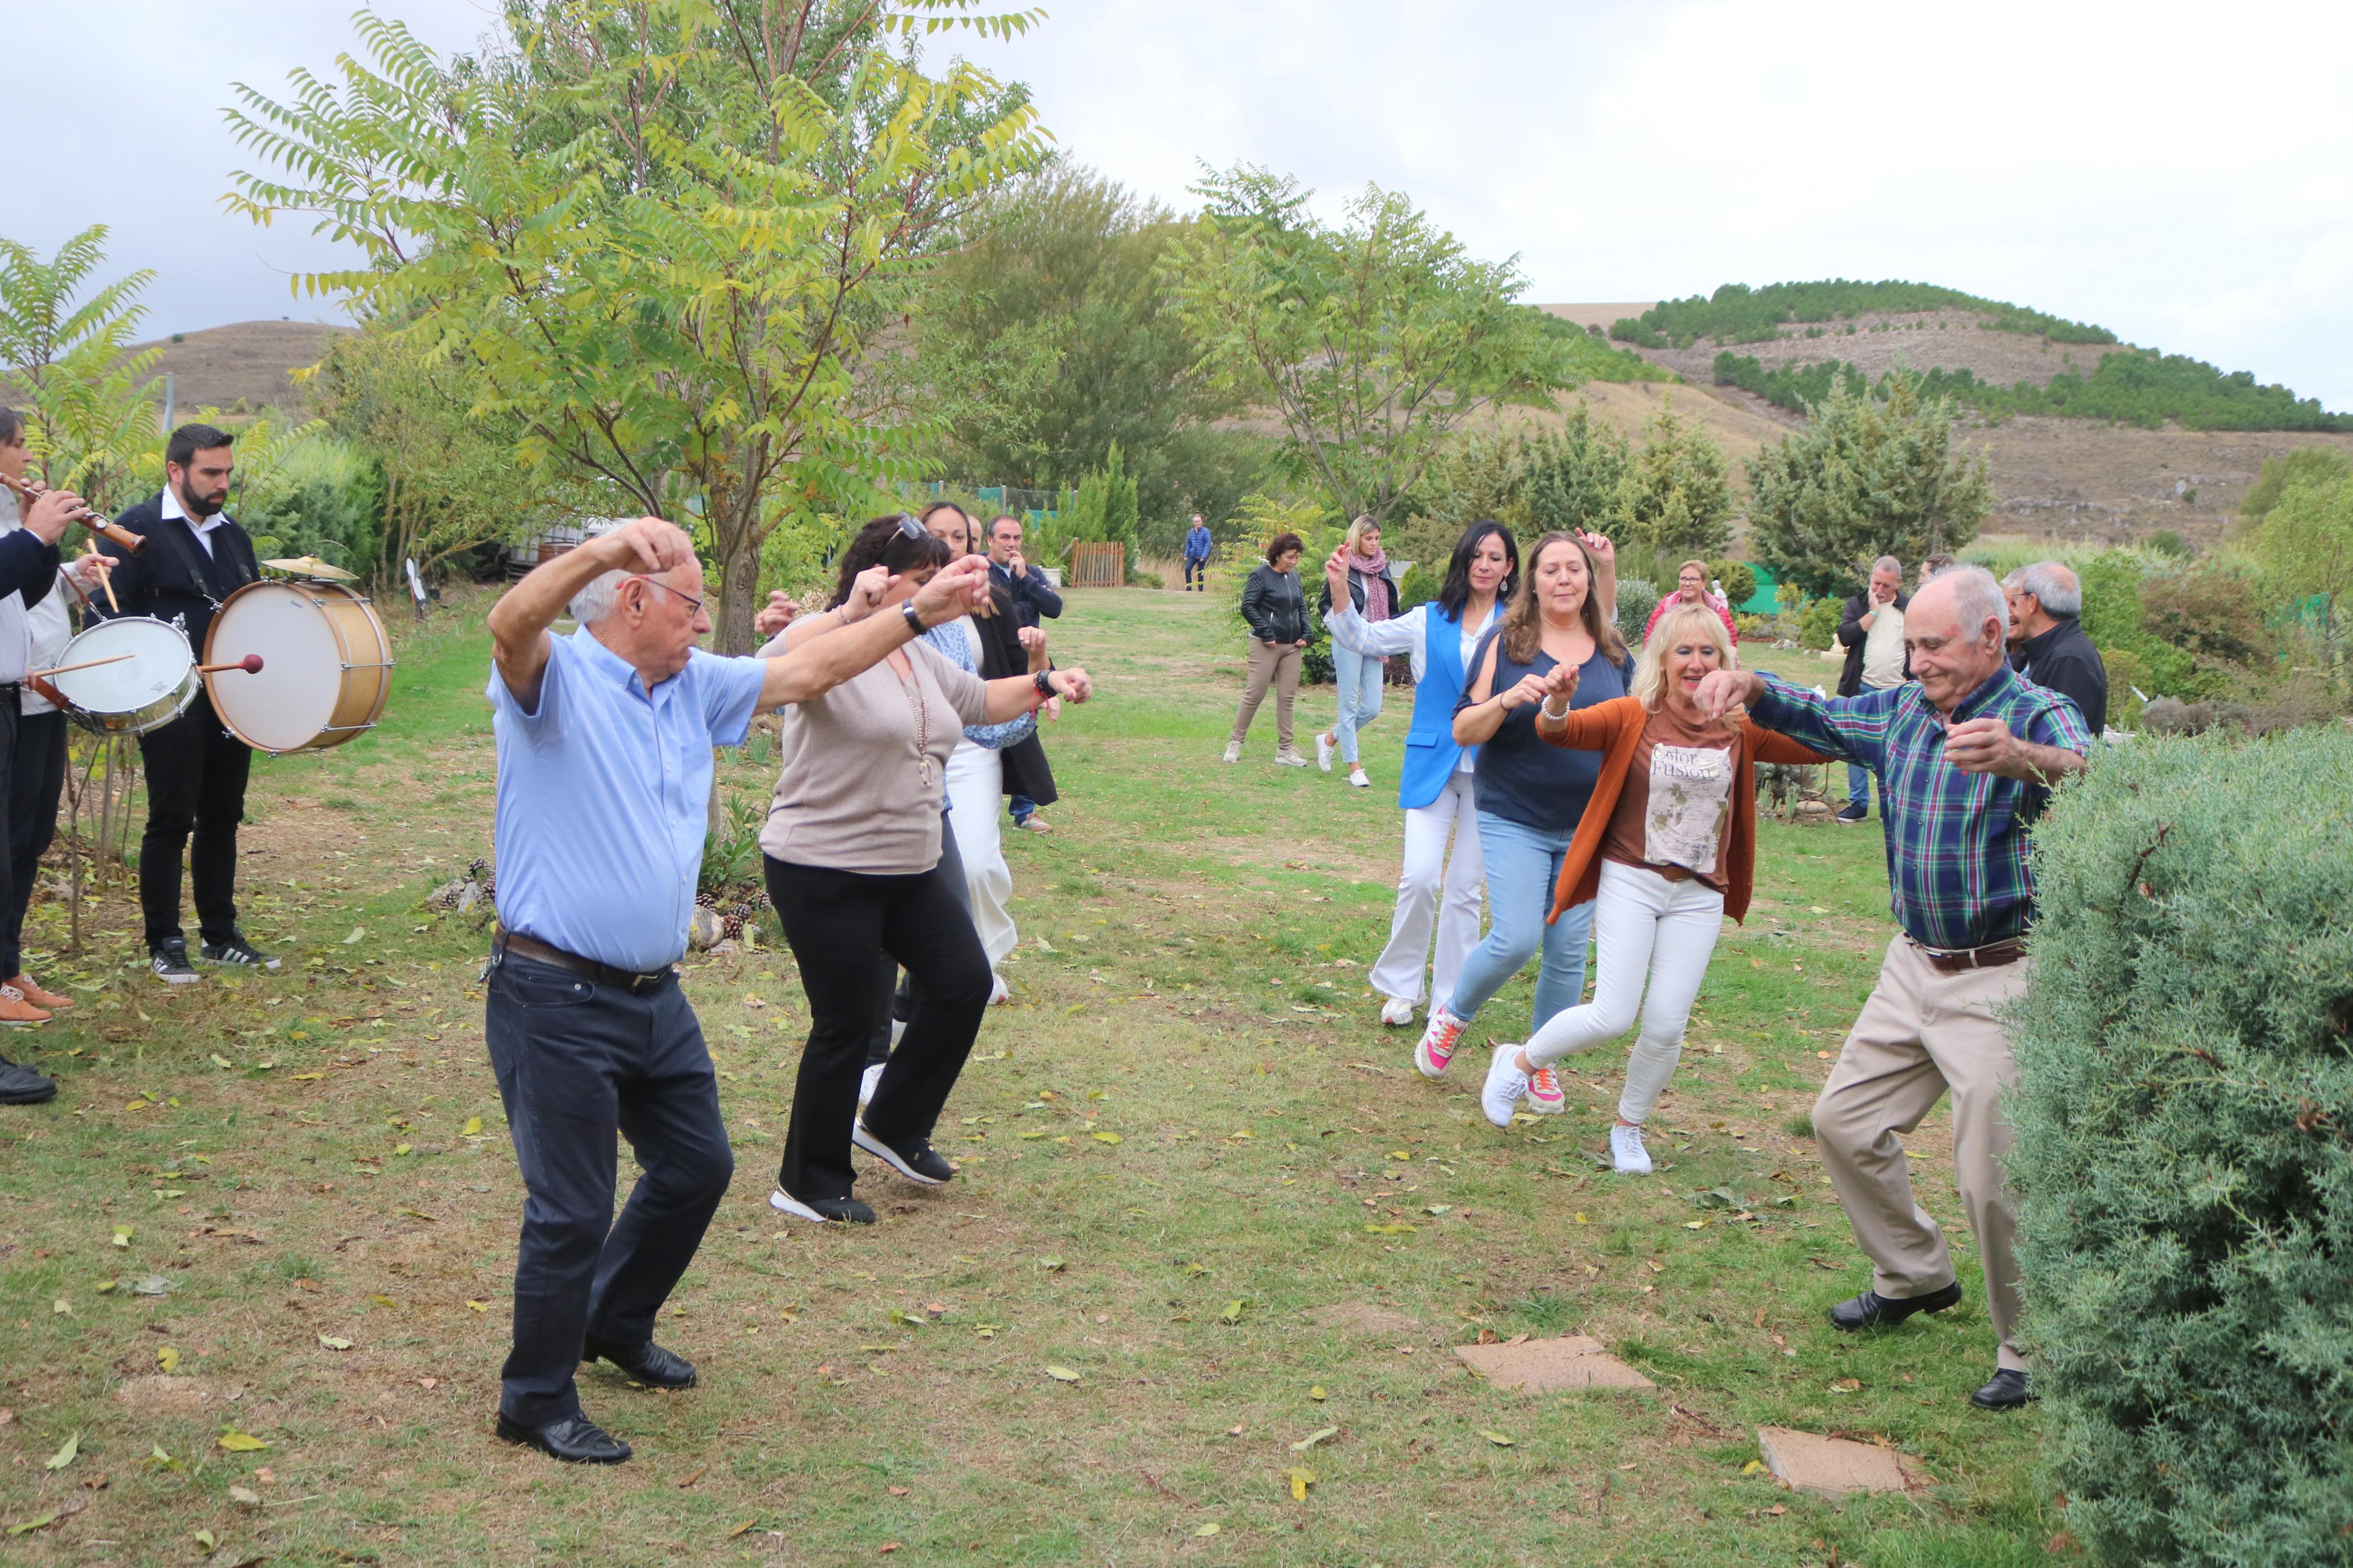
[135,691,251,948]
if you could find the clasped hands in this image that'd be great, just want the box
[1502,661,1579,714]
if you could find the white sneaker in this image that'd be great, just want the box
[1347,766,1370,789]
[1525,1065,1566,1114]
[858,1061,886,1110]
[1221,741,1242,764]
[1414,1005,1467,1079]
[988,973,1010,1005]
[1610,1122,1653,1175]
[1315,731,1335,773]
[1480,1044,1528,1128]
[1274,747,1309,768]
[1379,994,1415,1027]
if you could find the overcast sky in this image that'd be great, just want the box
[9,0,2350,408]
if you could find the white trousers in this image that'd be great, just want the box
[945,743,1016,967]
[1521,859,1725,1124]
[1365,771,1485,1008]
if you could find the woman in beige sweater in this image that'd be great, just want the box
[765,515,1094,1225]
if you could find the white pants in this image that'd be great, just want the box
[1521,860,1724,1124]
[1366,771,1485,1007]
[945,743,1016,967]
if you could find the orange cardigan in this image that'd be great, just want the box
[1539,696,1827,927]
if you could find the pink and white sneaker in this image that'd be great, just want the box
[1525,1065,1566,1114]
[1414,1005,1466,1079]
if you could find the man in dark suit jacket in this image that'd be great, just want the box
[984,514,1061,831]
[2004,562,2107,735]
[100,424,275,983]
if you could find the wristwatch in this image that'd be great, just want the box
[900,602,922,633]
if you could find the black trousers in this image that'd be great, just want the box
[484,952,732,1425]
[768,855,990,1203]
[871,808,971,1066]
[3,709,65,979]
[135,691,251,948]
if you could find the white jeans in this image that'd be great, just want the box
[945,743,1016,967]
[1366,771,1484,1007]
[1521,859,1724,1124]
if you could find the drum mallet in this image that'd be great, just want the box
[197,655,266,675]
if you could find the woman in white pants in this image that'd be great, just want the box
[1322,521,1517,1026]
[1478,602,1825,1171]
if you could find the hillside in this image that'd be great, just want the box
[129,319,353,415]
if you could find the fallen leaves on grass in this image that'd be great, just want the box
[1285,1467,1316,1501]
[1290,1426,1337,1452]
[44,1432,79,1470]
[1044,1366,1082,1384]
[1220,1299,1247,1324]
[157,1345,180,1373]
[215,1428,270,1452]
[1479,1430,1517,1448]
[318,1335,354,1351]
[1192,1521,1221,1537]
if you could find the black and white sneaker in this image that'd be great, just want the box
[851,1119,955,1186]
[198,931,280,971]
[150,940,200,986]
[768,1187,875,1225]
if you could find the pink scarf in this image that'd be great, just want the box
[1350,546,1392,621]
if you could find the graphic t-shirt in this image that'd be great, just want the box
[1599,703,1738,889]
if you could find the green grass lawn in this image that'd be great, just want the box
[0,588,2063,1566]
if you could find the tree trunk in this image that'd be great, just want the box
[715,509,760,656]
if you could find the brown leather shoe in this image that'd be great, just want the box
[6,976,71,1011]
[0,986,53,1026]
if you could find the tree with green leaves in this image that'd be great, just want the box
[1607,400,1731,559]
[1160,164,1570,527]
[1523,403,1628,538]
[2251,472,2353,684]
[227,2,1048,650]
[1746,368,1993,598]
[0,225,165,510]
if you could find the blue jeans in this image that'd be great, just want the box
[1330,643,1385,765]
[1846,762,1879,815]
[1184,557,1208,589]
[1443,810,1595,1034]
[1010,794,1036,825]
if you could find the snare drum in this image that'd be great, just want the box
[203,580,395,755]
[44,616,200,736]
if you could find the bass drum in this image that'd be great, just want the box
[45,616,199,736]
[203,580,395,755]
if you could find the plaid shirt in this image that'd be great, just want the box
[1749,663,2092,950]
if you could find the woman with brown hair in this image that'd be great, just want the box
[1223,532,1311,765]
[1411,529,1623,1087]
[1475,600,1825,1170]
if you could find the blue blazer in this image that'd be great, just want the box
[1399,603,1475,811]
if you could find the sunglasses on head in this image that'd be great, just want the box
[897,513,925,541]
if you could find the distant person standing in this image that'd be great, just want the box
[2003,562,2107,735]
[1224,533,1312,766]
[986,514,1062,833]
[1832,556,1910,826]
[1918,554,1953,589]
[1182,514,1213,592]
[1311,514,1404,788]
[1641,559,1739,648]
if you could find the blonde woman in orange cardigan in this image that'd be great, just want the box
[1478,602,1825,1171]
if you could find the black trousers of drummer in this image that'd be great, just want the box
[98,495,261,951]
[0,528,65,979]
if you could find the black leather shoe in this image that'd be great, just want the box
[1826,1281,1962,1331]
[852,1119,956,1186]
[584,1335,697,1389]
[495,1411,631,1464]
[0,1054,56,1105]
[1970,1368,2036,1409]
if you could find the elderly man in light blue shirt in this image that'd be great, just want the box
[481,515,989,1465]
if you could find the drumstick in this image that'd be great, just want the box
[197,656,265,675]
[28,652,135,680]
[82,539,118,613]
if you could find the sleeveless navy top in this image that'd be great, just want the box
[1456,627,1634,834]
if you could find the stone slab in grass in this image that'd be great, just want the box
[1306,1300,1428,1340]
[1755,1425,1912,1499]
[1454,1335,1655,1392]
[115,1375,219,1417]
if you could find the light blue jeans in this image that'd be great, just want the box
[1330,643,1385,765]
[1846,762,1880,815]
[1442,810,1595,1034]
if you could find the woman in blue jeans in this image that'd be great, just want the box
[1312,515,1404,788]
[1414,529,1626,1101]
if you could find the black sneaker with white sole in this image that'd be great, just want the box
[768,1187,876,1225]
[851,1119,955,1186]
[198,931,280,970]
[151,939,200,985]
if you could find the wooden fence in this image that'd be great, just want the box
[1067,542,1125,588]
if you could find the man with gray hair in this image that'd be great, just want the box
[2003,561,2106,734]
[1693,566,2092,1410]
[1832,554,1910,824]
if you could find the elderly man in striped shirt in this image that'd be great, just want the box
[1694,564,2091,1411]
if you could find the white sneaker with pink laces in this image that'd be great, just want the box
[1415,1005,1466,1079]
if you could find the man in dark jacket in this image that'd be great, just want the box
[1833,556,1911,824]
[2004,562,2107,735]
[985,514,1062,830]
[100,424,275,983]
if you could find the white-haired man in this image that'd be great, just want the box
[481,517,988,1464]
[2003,561,2107,735]
[1694,566,2092,1410]
[1832,555,1910,824]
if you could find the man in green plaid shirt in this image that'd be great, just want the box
[1697,566,2091,1411]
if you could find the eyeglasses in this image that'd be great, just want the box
[897,513,925,541]
[626,574,706,618]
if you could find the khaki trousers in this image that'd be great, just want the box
[1229,639,1301,749]
[1813,936,2031,1371]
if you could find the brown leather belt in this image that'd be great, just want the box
[492,926,675,994]
[1910,936,2027,974]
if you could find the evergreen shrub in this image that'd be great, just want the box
[1613,578,1659,648]
[2008,727,2353,1566]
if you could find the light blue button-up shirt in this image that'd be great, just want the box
[489,628,767,972]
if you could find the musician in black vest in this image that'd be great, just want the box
[99,424,275,983]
